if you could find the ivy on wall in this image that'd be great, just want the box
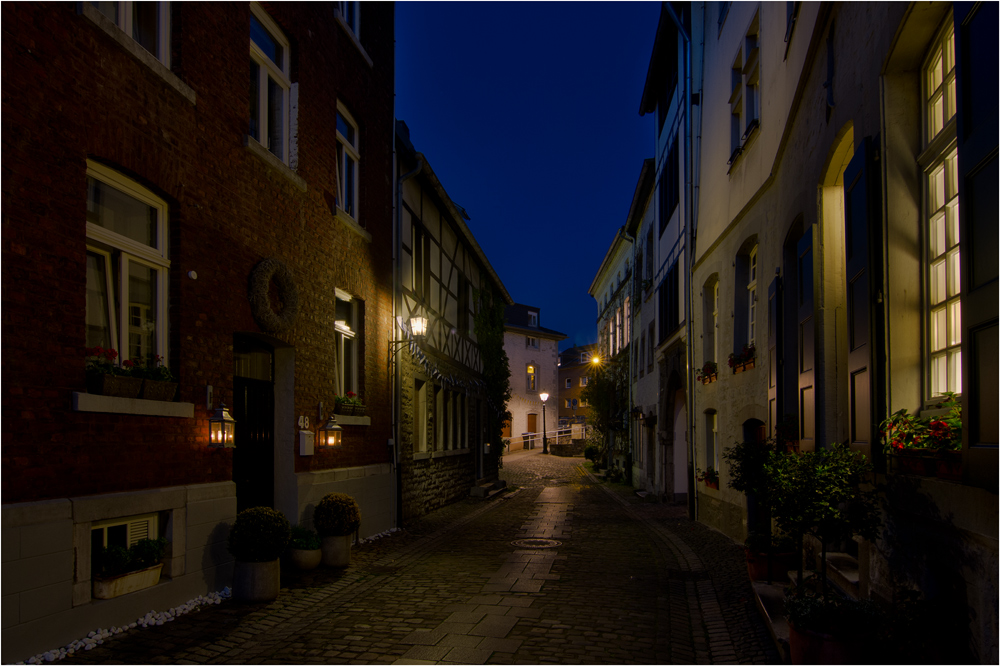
[473,284,512,459]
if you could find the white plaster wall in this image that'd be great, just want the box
[503,331,560,445]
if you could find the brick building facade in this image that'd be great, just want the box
[2,3,395,659]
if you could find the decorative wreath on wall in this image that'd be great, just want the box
[248,257,300,332]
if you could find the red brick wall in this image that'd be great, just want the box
[1,2,394,501]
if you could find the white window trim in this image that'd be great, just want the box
[712,281,720,363]
[250,2,291,163]
[336,101,361,223]
[335,289,359,396]
[90,1,171,66]
[86,161,170,365]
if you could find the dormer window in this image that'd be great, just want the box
[528,311,538,327]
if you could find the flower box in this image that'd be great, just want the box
[334,403,354,416]
[704,479,719,490]
[87,373,143,399]
[141,379,178,402]
[352,404,366,417]
[892,449,961,480]
[92,563,163,599]
[700,373,718,385]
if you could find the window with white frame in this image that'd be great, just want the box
[565,378,571,389]
[528,311,538,327]
[86,162,169,367]
[747,247,758,346]
[713,282,720,363]
[91,1,171,65]
[335,290,359,396]
[526,336,539,349]
[565,399,571,409]
[337,1,360,37]
[526,364,536,392]
[336,103,361,220]
[923,19,961,397]
[91,512,159,577]
[580,376,588,387]
[249,4,290,162]
[729,12,760,161]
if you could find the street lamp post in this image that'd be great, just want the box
[540,392,549,454]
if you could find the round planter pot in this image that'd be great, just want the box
[788,622,872,665]
[232,559,280,602]
[321,534,352,567]
[288,548,322,571]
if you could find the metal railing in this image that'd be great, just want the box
[506,425,589,451]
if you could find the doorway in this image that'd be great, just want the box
[233,337,275,513]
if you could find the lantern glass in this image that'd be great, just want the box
[319,416,343,447]
[209,403,236,448]
[410,315,427,338]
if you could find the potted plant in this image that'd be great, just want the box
[785,586,883,664]
[92,537,168,599]
[313,492,360,567]
[880,392,962,479]
[286,525,322,570]
[695,361,719,384]
[334,391,365,417]
[695,467,720,489]
[728,343,756,373]
[136,354,178,402]
[767,444,881,663]
[228,506,290,601]
[85,346,143,399]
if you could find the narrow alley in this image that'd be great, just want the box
[61,449,778,665]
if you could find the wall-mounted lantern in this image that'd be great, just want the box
[318,414,343,447]
[209,402,236,448]
[409,313,428,339]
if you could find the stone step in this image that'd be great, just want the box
[824,551,860,599]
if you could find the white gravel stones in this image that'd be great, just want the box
[358,527,399,544]
[16,588,232,664]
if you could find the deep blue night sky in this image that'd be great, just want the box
[395,1,660,350]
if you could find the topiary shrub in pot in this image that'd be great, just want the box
[228,506,290,601]
[313,493,360,567]
[286,525,322,571]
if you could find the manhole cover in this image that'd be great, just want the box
[511,538,562,549]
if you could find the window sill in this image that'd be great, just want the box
[336,414,370,426]
[334,15,374,68]
[246,137,308,192]
[72,392,195,418]
[412,448,471,461]
[80,3,196,105]
[336,209,372,242]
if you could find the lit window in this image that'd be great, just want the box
[91,1,171,65]
[923,19,961,397]
[335,290,360,396]
[336,103,361,220]
[527,364,536,392]
[580,376,589,387]
[250,3,291,162]
[86,161,169,367]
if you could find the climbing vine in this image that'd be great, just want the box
[473,284,512,466]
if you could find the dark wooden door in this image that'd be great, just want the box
[233,341,275,512]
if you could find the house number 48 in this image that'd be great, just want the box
[297,416,310,429]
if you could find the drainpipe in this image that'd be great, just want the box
[664,2,698,521]
[394,141,424,529]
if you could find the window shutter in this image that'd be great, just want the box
[767,276,781,435]
[797,226,816,452]
[954,2,998,488]
[842,136,884,465]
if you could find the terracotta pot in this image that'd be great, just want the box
[142,379,178,402]
[287,548,321,570]
[232,559,281,602]
[321,534,352,567]
[788,622,872,665]
[92,563,163,599]
[704,480,719,490]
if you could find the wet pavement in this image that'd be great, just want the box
[63,449,780,664]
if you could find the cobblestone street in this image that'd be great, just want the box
[63,450,779,664]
